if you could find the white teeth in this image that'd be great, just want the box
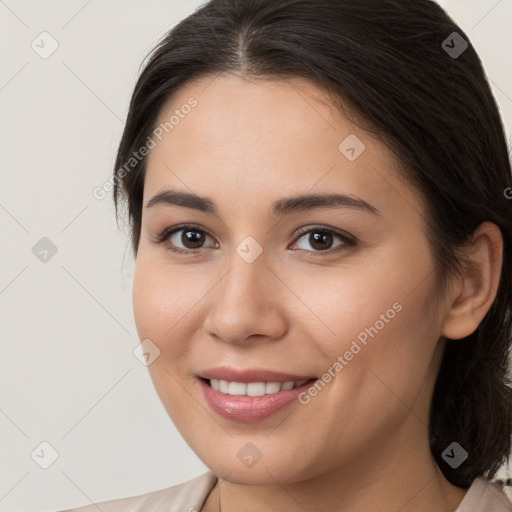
[208,379,310,396]
[280,381,295,391]
[218,379,229,393]
[228,382,246,395]
[246,382,266,396]
[265,382,281,394]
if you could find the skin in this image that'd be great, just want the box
[132,73,503,512]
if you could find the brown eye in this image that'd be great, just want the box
[176,229,207,249]
[306,231,334,251]
[291,226,355,256]
[154,224,218,254]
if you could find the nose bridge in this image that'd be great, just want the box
[217,241,270,314]
[204,238,287,343]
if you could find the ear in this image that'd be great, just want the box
[441,221,503,340]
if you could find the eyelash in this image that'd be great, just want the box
[152,223,356,258]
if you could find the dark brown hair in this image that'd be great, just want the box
[113,0,512,488]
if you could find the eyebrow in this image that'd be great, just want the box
[145,189,381,217]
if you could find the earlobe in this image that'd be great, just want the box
[441,221,503,340]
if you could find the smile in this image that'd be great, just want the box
[208,378,310,396]
[198,376,317,423]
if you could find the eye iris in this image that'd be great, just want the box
[310,231,333,250]
[183,229,204,249]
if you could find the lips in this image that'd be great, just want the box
[198,377,316,422]
[196,366,318,422]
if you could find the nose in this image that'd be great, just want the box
[202,249,288,346]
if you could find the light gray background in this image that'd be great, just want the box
[1,1,511,511]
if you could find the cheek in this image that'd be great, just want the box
[132,257,201,355]
[340,277,440,415]
[277,262,407,356]
[132,261,163,341]
[132,259,202,416]
[303,291,439,451]
[294,257,439,404]
[132,253,236,395]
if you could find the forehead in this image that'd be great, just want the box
[143,73,423,222]
[151,74,358,153]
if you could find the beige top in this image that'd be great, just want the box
[61,471,512,512]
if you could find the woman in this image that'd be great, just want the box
[63,0,512,510]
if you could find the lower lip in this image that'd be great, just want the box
[198,378,317,423]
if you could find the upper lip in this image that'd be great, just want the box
[198,367,316,383]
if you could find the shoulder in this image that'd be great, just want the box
[60,471,218,512]
[456,477,512,512]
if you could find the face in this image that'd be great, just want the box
[132,74,447,485]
